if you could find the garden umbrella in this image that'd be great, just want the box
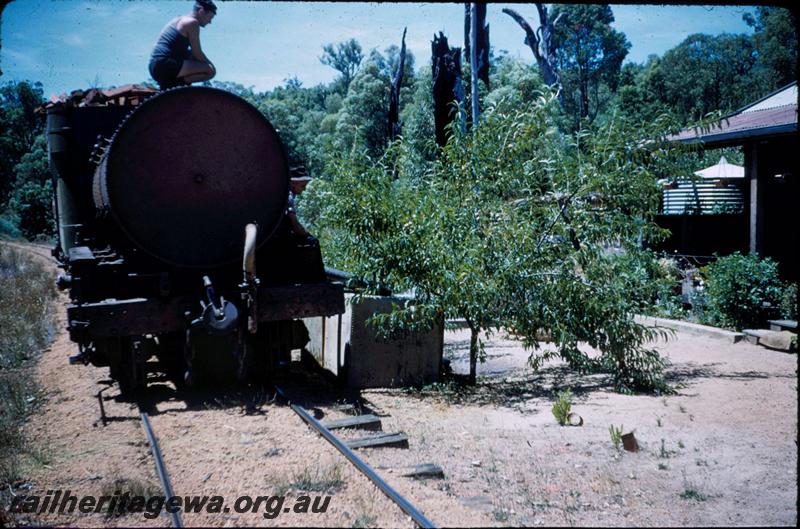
[694,156,744,179]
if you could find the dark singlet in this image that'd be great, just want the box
[149,22,191,88]
[151,23,190,61]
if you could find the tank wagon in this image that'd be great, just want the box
[46,86,344,393]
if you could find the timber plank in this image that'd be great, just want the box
[400,463,444,479]
[321,414,382,431]
[345,433,408,449]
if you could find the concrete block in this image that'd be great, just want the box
[304,294,443,388]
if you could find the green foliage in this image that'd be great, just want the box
[0,80,46,204]
[609,424,623,450]
[680,488,707,502]
[700,252,784,330]
[485,56,545,113]
[744,7,798,92]
[614,8,796,126]
[551,4,631,127]
[320,39,364,93]
[335,59,391,159]
[8,181,54,240]
[551,389,573,425]
[0,216,22,239]
[306,88,687,392]
[7,135,55,240]
[781,283,797,320]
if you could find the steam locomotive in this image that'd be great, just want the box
[46,86,344,393]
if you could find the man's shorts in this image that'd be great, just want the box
[149,57,184,90]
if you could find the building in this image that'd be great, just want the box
[666,82,798,280]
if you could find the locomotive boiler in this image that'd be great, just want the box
[46,86,344,393]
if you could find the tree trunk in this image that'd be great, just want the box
[466,318,479,385]
[464,3,471,65]
[470,3,480,127]
[389,27,407,142]
[431,32,465,147]
[474,3,490,88]
[502,5,563,107]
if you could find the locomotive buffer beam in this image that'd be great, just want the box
[67,282,344,338]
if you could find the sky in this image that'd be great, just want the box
[0,1,758,98]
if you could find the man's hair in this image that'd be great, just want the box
[194,0,217,14]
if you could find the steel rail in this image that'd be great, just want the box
[285,399,437,529]
[139,411,184,528]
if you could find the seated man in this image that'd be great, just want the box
[149,0,217,90]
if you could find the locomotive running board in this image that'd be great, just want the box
[67,282,344,337]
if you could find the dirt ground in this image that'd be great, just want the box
[6,244,798,527]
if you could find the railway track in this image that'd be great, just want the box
[275,385,437,529]
[138,409,184,528]
[126,377,436,528]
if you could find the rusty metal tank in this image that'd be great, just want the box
[94,87,289,268]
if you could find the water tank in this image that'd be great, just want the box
[94,87,289,267]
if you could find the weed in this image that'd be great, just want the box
[609,424,624,450]
[657,463,669,470]
[696,459,708,467]
[658,439,676,459]
[100,475,161,517]
[289,464,344,494]
[678,440,685,449]
[272,478,291,496]
[493,509,509,522]
[656,416,663,427]
[551,389,573,426]
[680,488,707,501]
[678,405,687,413]
[351,513,378,528]
[0,246,57,499]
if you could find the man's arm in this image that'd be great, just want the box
[180,18,211,64]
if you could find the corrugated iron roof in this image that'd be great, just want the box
[742,83,797,113]
[37,83,158,112]
[671,82,797,146]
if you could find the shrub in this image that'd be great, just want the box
[0,216,22,239]
[0,245,57,493]
[700,252,783,330]
[551,389,573,425]
[609,424,623,450]
[781,283,797,320]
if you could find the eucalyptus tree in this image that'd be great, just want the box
[550,4,630,127]
[743,6,797,92]
[320,39,365,94]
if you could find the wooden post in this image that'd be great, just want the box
[746,142,763,255]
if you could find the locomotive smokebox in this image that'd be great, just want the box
[94,87,289,268]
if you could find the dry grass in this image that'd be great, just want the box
[0,244,57,497]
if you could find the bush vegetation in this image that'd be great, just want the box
[551,389,573,425]
[698,252,784,330]
[0,245,57,495]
